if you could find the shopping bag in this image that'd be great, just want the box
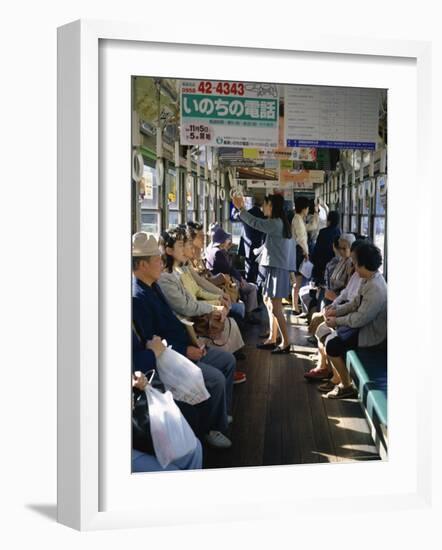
[156,344,210,405]
[299,259,314,280]
[145,384,198,469]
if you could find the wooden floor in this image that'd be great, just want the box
[203,306,381,468]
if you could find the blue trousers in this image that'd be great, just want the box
[132,440,203,472]
[229,301,246,321]
[197,347,235,433]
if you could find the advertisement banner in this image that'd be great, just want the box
[280,167,325,186]
[243,147,317,161]
[180,80,279,148]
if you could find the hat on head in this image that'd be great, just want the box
[212,227,232,245]
[340,233,356,247]
[132,232,161,257]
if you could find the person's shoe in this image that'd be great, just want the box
[282,298,291,305]
[304,367,333,380]
[324,384,358,399]
[290,309,304,316]
[257,342,277,350]
[205,430,232,449]
[271,345,291,355]
[234,350,246,361]
[306,336,318,345]
[233,371,247,384]
[227,415,233,424]
[317,380,336,393]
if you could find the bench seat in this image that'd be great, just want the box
[346,348,388,447]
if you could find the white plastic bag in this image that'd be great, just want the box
[145,385,198,469]
[156,345,210,405]
[299,259,314,279]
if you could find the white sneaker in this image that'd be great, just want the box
[227,415,233,424]
[205,430,232,449]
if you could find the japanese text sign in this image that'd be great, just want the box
[180,80,279,148]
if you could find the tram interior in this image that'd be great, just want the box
[131,76,388,472]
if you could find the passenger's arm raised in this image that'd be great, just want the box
[239,208,282,236]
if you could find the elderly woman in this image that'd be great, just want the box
[305,239,363,381]
[317,242,387,399]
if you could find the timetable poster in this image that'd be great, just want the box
[284,85,380,150]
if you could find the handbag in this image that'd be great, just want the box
[220,274,240,303]
[192,311,225,339]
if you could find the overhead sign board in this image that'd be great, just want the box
[180,80,279,148]
[284,85,380,150]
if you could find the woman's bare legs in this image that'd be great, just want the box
[272,298,289,348]
[292,274,303,313]
[263,295,277,344]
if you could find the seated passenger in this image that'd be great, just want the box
[157,229,246,366]
[132,231,235,449]
[323,233,355,305]
[310,210,341,287]
[185,222,246,322]
[308,235,353,336]
[132,370,203,472]
[304,239,365,380]
[205,227,260,324]
[301,236,341,319]
[187,221,228,289]
[320,242,387,399]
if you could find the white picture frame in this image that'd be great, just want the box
[57,19,433,531]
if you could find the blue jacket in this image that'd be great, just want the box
[205,244,242,282]
[238,209,296,271]
[132,277,190,370]
[235,206,265,258]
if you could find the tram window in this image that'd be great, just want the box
[186,174,195,211]
[198,179,206,213]
[351,215,358,233]
[231,222,242,246]
[168,210,181,228]
[350,188,358,214]
[361,186,370,215]
[167,170,180,210]
[343,186,350,214]
[374,217,385,273]
[360,215,369,237]
[208,194,215,223]
[375,183,386,215]
[140,166,158,209]
[141,210,160,236]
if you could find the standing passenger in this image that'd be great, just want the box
[291,197,319,314]
[234,196,265,285]
[232,193,295,354]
